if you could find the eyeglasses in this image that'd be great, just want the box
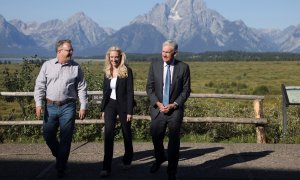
[59,49,74,53]
[162,50,174,54]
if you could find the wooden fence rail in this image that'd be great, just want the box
[0,91,267,143]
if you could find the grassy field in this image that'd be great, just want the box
[128,61,300,94]
[2,60,299,93]
[1,60,300,143]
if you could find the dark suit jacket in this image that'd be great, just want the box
[146,59,191,119]
[100,66,134,115]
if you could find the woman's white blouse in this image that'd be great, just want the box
[110,77,117,100]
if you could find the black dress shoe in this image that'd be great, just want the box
[57,170,65,178]
[100,170,111,177]
[150,159,166,173]
[168,173,179,180]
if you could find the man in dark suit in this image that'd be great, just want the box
[146,40,191,180]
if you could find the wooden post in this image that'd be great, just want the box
[253,99,267,143]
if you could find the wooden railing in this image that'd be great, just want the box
[0,91,267,143]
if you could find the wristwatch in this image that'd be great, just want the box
[173,103,178,109]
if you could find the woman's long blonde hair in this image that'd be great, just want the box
[104,46,128,79]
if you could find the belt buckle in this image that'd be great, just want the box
[55,101,63,106]
[47,99,64,106]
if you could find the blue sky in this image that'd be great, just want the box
[0,0,299,30]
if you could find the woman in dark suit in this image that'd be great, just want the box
[100,46,134,177]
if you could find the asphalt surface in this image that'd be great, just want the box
[1,142,300,180]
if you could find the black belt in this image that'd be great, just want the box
[46,98,75,106]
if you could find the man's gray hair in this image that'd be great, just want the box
[162,40,178,52]
[55,39,72,52]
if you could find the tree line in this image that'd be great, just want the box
[2,51,300,63]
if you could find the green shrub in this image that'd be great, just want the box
[253,85,270,95]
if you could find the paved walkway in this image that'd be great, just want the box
[1,142,300,180]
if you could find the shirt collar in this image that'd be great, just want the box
[54,58,72,65]
[54,58,59,64]
[164,59,175,66]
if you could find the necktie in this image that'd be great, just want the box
[163,65,170,106]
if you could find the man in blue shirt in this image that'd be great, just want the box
[34,39,88,178]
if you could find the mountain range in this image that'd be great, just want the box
[1,0,300,57]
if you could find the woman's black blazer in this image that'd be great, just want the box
[100,66,134,115]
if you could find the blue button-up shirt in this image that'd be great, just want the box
[34,58,88,109]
